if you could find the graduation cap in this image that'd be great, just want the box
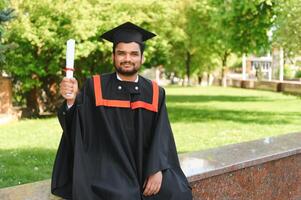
[100,22,156,45]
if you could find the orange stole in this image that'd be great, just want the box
[93,75,158,112]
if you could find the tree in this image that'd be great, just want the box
[161,0,274,85]
[0,0,14,67]
[4,0,175,116]
[5,0,105,116]
[4,0,277,116]
[162,0,218,84]
[272,0,301,57]
[208,0,274,84]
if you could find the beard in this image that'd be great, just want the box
[113,60,141,76]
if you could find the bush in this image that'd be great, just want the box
[283,65,295,79]
[295,70,301,78]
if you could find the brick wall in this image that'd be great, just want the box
[191,154,301,200]
[0,76,13,113]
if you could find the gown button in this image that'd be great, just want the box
[118,85,122,90]
[135,86,139,90]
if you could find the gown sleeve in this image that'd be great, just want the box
[51,103,76,199]
[144,87,175,178]
[143,87,193,200]
[51,78,93,199]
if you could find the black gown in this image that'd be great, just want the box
[51,72,192,200]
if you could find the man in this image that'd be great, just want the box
[51,22,192,200]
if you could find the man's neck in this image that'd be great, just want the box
[116,72,138,82]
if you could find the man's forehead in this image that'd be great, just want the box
[115,42,141,51]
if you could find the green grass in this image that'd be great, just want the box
[0,118,61,188]
[167,87,301,153]
[1,86,301,188]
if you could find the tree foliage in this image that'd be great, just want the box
[163,0,274,83]
[207,0,274,79]
[0,0,14,66]
[165,0,218,83]
[4,0,175,115]
[4,0,278,116]
[272,0,301,56]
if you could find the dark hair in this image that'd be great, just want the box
[113,42,145,55]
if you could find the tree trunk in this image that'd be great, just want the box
[41,76,62,112]
[207,73,211,86]
[185,51,191,85]
[198,74,202,85]
[23,87,40,117]
[221,51,230,87]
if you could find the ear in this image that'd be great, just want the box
[141,55,145,64]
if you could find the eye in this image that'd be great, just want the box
[131,52,139,56]
[117,51,125,56]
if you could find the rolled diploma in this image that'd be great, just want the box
[66,39,75,78]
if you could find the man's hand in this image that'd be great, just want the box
[60,77,78,107]
[143,171,162,196]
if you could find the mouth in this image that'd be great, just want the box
[121,63,134,68]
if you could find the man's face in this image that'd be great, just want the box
[113,42,144,76]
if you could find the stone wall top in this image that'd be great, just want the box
[179,132,301,183]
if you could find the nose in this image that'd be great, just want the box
[124,53,131,62]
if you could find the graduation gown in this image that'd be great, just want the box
[51,72,192,200]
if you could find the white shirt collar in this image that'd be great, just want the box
[116,73,139,83]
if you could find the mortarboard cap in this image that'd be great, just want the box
[100,22,156,44]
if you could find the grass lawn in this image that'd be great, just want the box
[167,87,301,153]
[0,86,301,188]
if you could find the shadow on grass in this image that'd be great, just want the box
[177,150,190,154]
[0,148,56,188]
[38,113,57,119]
[166,94,300,124]
[168,106,301,125]
[167,95,273,103]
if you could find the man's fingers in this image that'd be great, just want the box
[148,184,155,196]
[61,78,75,87]
[151,183,161,195]
[60,77,78,100]
[154,183,161,195]
[61,86,74,93]
[61,82,74,89]
[143,183,150,195]
[60,86,74,94]
[143,171,163,196]
[70,77,78,84]
[143,182,153,196]
[143,182,161,196]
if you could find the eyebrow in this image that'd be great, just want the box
[116,50,140,54]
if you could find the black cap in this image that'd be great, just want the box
[100,22,156,44]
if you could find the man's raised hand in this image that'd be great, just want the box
[60,77,78,107]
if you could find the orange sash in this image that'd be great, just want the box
[93,75,158,112]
